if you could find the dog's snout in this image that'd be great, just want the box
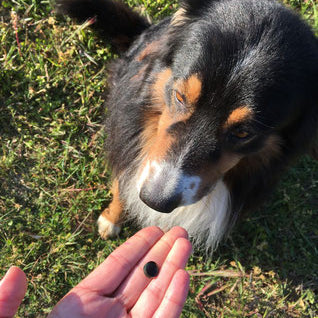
[137,160,202,212]
[138,161,182,213]
[139,185,181,213]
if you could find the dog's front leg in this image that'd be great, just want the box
[97,179,123,238]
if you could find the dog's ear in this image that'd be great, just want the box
[165,0,218,64]
[179,0,218,13]
[171,0,218,26]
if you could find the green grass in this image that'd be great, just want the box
[0,0,317,317]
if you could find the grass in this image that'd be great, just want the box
[0,0,317,317]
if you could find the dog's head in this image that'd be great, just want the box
[137,0,318,213]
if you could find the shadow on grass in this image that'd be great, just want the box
[222,156,318,282]
[188,155,318,316]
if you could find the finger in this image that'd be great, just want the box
[0,266,27,318]
[78,226,164,295]
[48,291,127,318]
[130,237,192,317]
[114,226,188,310]
[152,269,190,318]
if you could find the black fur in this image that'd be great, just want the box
[59,0,318,247]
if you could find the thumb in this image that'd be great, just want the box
[0,266,27,318]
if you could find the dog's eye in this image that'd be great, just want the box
[229,128,251,140]
[174,90,185,106]
[232,130,249,139]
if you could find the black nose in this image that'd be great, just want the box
[139,185,181,213]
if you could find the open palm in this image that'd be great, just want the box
[48,226,192,318]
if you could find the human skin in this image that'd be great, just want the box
[0,226,192,318]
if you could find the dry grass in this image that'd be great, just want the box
[1,0,317,316]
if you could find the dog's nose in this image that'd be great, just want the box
[139,184,181,213]
[137,160,201,213]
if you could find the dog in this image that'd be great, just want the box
[58,0,318,250]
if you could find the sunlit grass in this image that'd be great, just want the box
[1,0,317,317]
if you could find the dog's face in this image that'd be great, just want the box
[136,0,318,213]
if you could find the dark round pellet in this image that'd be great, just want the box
[143,261,159,278]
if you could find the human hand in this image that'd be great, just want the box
[0,226,191,318]
[49,226,192,318]
[0,266,27,317]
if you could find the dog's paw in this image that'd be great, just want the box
[97,214,121,239]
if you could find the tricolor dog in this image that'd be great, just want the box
[58,0,318,250]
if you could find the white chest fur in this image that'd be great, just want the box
[122,177,231,251]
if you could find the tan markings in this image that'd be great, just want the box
[224,106,253,129]
[130,64,148,82]
[194,152,242,201]
[151,109,175,159]
[152,68,172,103]
[226,134,282,181]
[185,75,202,105]
[136,40,161,62]
[171,8,188,27]
[255,134,282,166]
[223,134,282,197]
[194,135,281,201]
[191,135,281,201]
[218,153,243,174]
[174,74,202,106]
[100,179,123,225]
[140,70,201,166]
[242,134,282,170]
[140,68,173,161]
[140,68,177,163]
[140,109,175,161]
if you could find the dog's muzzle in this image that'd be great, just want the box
[137,160,201,213]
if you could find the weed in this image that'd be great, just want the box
[1,1,317,317]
